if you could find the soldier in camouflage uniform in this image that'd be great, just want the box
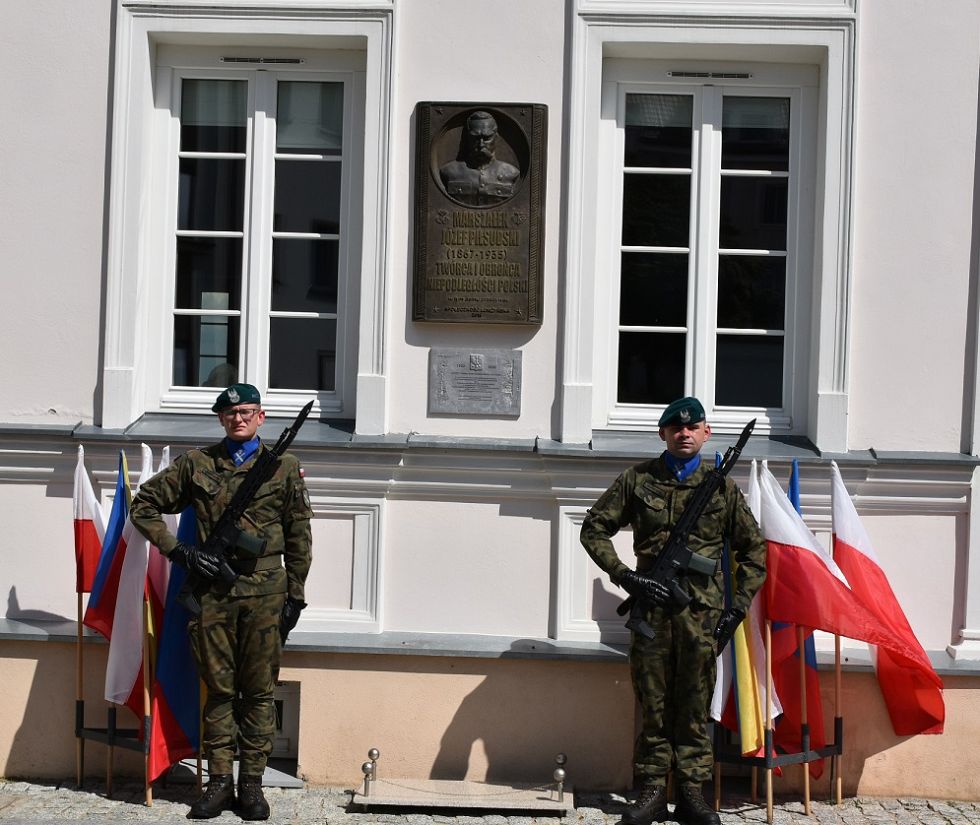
[131,384,313,821]
[580,397,765,825]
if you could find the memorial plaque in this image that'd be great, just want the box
[428,348,522,416]
[413,102,547,324]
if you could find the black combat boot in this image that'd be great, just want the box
[188,774,235,819]
[622,783,669,825]
[237,773,271,821]
[673,783,720,825]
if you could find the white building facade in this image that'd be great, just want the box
[2,0,980,799]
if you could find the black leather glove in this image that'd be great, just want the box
[713,607,746,652]
[620,570,671,607]
[279,597,307,645]
[170,542,221,581]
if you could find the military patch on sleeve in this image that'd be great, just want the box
[297,464,312,512]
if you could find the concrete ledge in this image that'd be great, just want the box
[1,420,977,467]
[2,619,976,675]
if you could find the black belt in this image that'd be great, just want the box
[230,555,283,574]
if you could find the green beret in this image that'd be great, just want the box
[212,383,262,413]
[658,396,705,427]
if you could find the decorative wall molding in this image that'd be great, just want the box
[555,507,630,644]
[102,1,394,433]
[560,4,856,453]
[303,498,385,633]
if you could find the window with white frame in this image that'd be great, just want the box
[155,48,364,417]
[594,61,818,433]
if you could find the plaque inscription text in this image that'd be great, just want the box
[413,103,547,324]
[428,348,522,416]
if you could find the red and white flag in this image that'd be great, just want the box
[759,462,917,655]
[145,446,174,665]
[711,460,782,754]
[73,445,106,593]
[104,444,154,720]
[830,461,944,735]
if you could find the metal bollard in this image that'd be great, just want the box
[554,753,568,803]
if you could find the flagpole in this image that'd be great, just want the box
[76,592,84,787]
[834,634,842,804]
[765,620,773,825]
[143,597,153,807]
[797,627,811,815]
[713,752,721,812]
[106,702,115,798]
[197,679,205,795]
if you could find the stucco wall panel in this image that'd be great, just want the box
[0,1,112,425]
[1,478,78,622]
[283,652,634,789]
[849,1,980,451]
[856,513,960,651]
[382,498,553,635]
[387,0,567,439]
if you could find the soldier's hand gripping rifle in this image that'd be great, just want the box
[177,400,314,616]
[616,419,755,639]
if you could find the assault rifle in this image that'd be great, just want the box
[616,419,756,639]
[177,400,314,616]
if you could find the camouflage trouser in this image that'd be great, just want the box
[188,589,285,775]
[629,602,721,786]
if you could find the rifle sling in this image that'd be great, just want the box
[229,554,283,574]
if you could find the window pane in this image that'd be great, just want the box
[722,97,790,172]
[269,318,337,391]
[180,79,246,153]
[717,256,785,330]
[272,239,339,313]
[274,160,342,233]
[178,158,245,231]
[715,335,783,407]
[277,81,344,155]
[175,237,242,310]
[625,94,693,168]
[172,315,241,388]
[622,174,690,248]
[618,331,685,404]
[620,252,688,327]
[719,177,787,250]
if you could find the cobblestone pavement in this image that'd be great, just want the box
[1,781,980,825]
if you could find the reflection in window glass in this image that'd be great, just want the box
[620,252,688,327]
[272,239,339,314]
[270,318,338,390]
[178,158,245,232]
[277,82,344,155]
[180,80,247,153]
[622,175,691,248]
[719,177,787,251]
[715,335,783,407]
[173,315,241,388]
[618,331,686,404]
[717,256,785,330]
[722,97,790,172]
[625,94,693,168]
[175,237,242,310]
[273,161,342,233]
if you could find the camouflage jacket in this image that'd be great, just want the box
[580,453,766,612]
[130,442,313,601]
